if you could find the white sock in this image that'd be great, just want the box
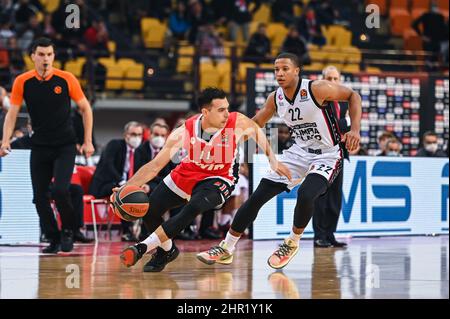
[141,233,162,253]
[160,239,173,251]
[222,232,240,253]
[288,231,302,245]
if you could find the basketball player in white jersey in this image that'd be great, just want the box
[197,53,361,269]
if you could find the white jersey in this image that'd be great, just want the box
[274,78,341,151]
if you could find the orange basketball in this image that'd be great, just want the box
[111,185,149,221]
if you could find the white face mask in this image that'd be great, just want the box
[127,136,142,149]
[425,143,438,153]
[151,136,166,149]
[2,95,10,111]
[386,151,400,157]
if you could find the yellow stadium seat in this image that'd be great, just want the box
[302,63,324,71]
[120,62,144,90]
[342,64,360,73]
[366,66,382,73]
[177,45,194,73]
[259,63,274,70]
[267,23,289,55]
[238,62,256,93]
[141,18,167,49]
[40,0,60,13]
[341,46,362,64]
[98,58,123,90]
[200,62,220,90]
[107,41,116,54]
[64,57,86,78]
[252,4,271,23]
[310,49,329,63]
[23,54,34,70]
[217,61,231,93]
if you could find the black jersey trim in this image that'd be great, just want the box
[309,80,326,109]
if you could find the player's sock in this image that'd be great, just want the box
[222,232,240,253]
[141,233,162,253]
[160,239,173,252]
[288,231,302,245]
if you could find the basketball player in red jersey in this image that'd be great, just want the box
[117,87,292,272]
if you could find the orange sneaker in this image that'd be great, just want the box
[196,242,233,265]
[267,239,299,269]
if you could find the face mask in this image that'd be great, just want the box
[386,151,400,157]
[127,136,142,149]
[425,143,438,153]
[151,136,166,149]
[2,96,10,111]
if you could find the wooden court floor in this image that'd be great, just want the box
[0,235,447,299]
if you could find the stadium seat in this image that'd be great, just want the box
[390,0,409,11]
[303,62,324,71]
[117,58,144,90]
[366,66,382,73]
[40,0,60,13]
[310,48,329,64]
[217,61,231,93]
[107,41,116,55]
[75,165,120,242]
[342,64,360,73]
[365,0,387,15]
[390,9,411,36]
[238,62,256,93]
[98,57,123,90]
[411,8,427,20]
[141,18,167,49]
[64,57,86,78]
[411,0,431,10]
[200,62,220,90]
[403,28,423,51]
[341,46,362,64]
[322,25,352,47]
[437,0,449,10]
[252,3,271,23]
[177,45,195,73]
[267,23,289,55]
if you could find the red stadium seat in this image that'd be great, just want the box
[390,0,409,11]
[366,0,387,15]
[390,9,412,36]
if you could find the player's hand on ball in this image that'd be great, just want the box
[141,184,151,193]
[342,129,360,152]
[271,161,292,181]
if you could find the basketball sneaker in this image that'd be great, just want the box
[120,243,147,267]
[267,238,299,269]
[143,242,179,272]
[196,241,233,265]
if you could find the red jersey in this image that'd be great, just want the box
[164,112,239,199]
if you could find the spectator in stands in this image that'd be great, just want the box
[415,131,447,157]
[376,131,395,156]
[187,0,213,44]
[0,13,15,48]
[13,0,40,32]
[277,123,293,153]
[412,2,449,63]
[169,1,191,41]
[384,138,402,157]
[309,0,339,26]
[89,121,143,241]
[271,0,299,27]
[225,0,261,42]
[0,0,15,26]
[297,6,326,46]
[197,23,225,64]
[41,13,56,39]
[6,36,25,81]
[17,14,43,51]
[280,25,310,65]
[243,23,272,64]
[83,19,109,57]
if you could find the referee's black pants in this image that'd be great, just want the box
[312,168,344,242]
[31,144,77,242]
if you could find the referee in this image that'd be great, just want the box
[0,38,94,253]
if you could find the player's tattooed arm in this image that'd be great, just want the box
[251,91,276,128]
[311,80,362,151]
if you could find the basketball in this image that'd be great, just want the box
[111,185,149,221]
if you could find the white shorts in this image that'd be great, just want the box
[263,143,343,190]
